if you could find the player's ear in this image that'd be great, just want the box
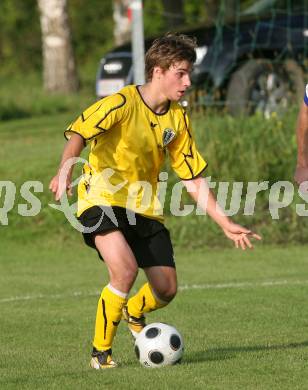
[152,66,164,80]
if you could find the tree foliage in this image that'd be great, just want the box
[68,0,114,62]
[0,0,277,75]
[0,0,42,71]
[0,0,114,74]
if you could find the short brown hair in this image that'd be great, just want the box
[145,33,197,81]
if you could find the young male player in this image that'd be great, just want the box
[49,33,261,369]
[294,84,308,185]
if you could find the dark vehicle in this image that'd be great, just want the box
[96,0,307,116]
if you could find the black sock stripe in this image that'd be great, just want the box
[140,295,146,312]
[102,298,107,339]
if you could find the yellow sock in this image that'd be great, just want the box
[127,282,168,318]
[93,284,127,351]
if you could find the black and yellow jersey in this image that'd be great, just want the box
[65,85,207,221]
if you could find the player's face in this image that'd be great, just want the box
[159,61,192,101]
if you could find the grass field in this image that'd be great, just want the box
[1,111,308,388]
[1,240,308,389]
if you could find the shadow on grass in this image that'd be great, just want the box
[185,340,308,363]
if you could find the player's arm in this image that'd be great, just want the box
[182,176,261,250]
[294,101,308,185]
[49,93,127,201]
[49,133,85,201]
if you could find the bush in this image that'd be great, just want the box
[164,108,306,248]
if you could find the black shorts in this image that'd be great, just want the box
[78,206,175,269]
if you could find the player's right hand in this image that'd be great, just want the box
[49,174,72,201]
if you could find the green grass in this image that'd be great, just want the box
[0,73,95,121]
[1,241,308,389]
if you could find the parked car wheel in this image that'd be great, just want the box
[226,59,304,117]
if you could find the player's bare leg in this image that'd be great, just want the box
[144,266,177,302]
[123,266,177,338]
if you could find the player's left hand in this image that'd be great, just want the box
[222,222,261,250]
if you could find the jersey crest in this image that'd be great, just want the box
[163,128,176,147]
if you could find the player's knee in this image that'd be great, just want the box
[111,265,138,288]
[122,267,138,285]
[156,283,177,302]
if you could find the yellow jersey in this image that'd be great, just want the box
[64,85,207,221]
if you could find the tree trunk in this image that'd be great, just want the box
[162,0,185,29]
[37,0,78,93]
[113,0,131,46]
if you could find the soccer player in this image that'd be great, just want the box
[294,84,308,185]
[49,33,261,369]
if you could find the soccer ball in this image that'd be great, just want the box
[134,322,184,368]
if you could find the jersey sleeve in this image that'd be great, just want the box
[304,84,308,106]
[168,111,207,180]
[64,93,127,143]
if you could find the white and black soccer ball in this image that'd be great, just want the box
[134,322,184,368]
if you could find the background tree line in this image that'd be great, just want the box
[0,0,253,77]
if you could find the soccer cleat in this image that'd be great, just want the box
[122,305,146,339]
[90,347,117,369]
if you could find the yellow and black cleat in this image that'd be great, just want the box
[90,347,117,369]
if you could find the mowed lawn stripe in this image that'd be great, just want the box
[2,278,308,304]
